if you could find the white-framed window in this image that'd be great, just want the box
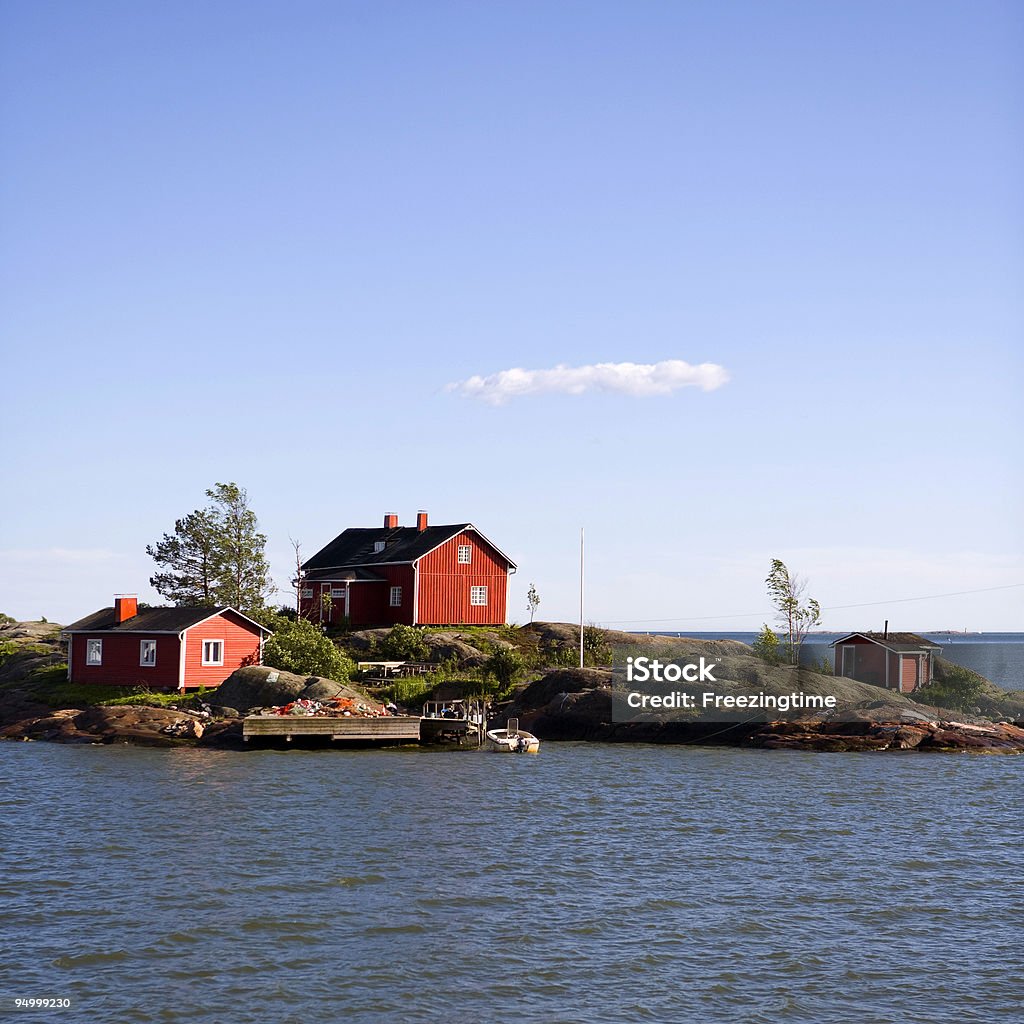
[86,639,103,666]
[139,640,157,667]
[457,544,471,564]
[470,586,488,606]
[202,640,224,666]
[374,540,386,553]
[330,587,346,598]
[389,586,403,607]
[301,587,313,599]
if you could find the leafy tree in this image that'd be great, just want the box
[526,583,540,623]
[752,623,781,665]
[765,559,821,665]
[147,482,273,615]
[261,615,355,680]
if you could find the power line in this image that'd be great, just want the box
[602,582,1024,626]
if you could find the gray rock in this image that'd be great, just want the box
[210,666,307,713]
[301,678,347,701]
[211,665,382,714]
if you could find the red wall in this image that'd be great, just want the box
[299,567,417,627]
[416,532,510,625]
[835,637,931,692]
[182,612,263,688]
[69,633,182,689]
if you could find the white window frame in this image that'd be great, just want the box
[457,544,471,564]
[374,540,386,553]
[139,639,157,667]
[301,587,313,599]
[86,638,103,666]
[470,585,488,607]
[389,586,403,607]
[330,586,346,598]
[201,639,224,667]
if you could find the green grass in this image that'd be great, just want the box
[7,668,213,710]
[99,690,212,709]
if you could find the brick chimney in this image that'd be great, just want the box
[114,595,138,624]
[384,513,399,530]
[416,510,428,531]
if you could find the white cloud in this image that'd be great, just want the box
[447,359,730,404]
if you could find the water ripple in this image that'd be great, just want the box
[1,742,1021,1023]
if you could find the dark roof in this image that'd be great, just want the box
[830,631,941,651]
[303,568,387,583]
[303,524,472,570]
[62,606,267,634]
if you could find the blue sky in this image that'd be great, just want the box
[1,0,1021,630]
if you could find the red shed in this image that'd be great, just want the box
[61,595,271,691]
[830,631,941,693]
[299,511,517,627]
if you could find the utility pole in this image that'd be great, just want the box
[579,527,585,669]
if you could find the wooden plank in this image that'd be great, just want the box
[242,715,421,741]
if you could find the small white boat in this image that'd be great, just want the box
[485,717,540,754]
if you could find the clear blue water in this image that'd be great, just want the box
[2,742,1022,1023]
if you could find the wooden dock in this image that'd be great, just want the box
[242,715,422,744]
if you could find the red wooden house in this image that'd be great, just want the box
[62,595,271,691]
[830,630,941,693]
[299,511,517,627]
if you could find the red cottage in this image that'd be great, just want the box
[830,631,941,693]
[62,595,271,691]
[299,511,517,627]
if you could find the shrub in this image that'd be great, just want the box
[752,624,782,665]
[582,625,613,667]
[379,624,430,661]
[483,647,524,690]
[914,664,986,713]
[262,616,355,680]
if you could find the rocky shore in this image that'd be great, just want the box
[2,619,1022,753]
[500,665,1024,754]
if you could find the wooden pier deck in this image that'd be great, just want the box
[242,715,423,743]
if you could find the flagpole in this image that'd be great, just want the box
[579,527,585,669]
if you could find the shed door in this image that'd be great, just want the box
[901,656,918,692]
[841,646,857,678]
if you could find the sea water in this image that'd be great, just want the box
[2,741,1021,1023]
[657,632,1024,690]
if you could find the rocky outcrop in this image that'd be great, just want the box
[501,664,1024,753]
[0,704,208,745]
[210,665,378,715]
[750,712,1024,753]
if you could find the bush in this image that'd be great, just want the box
[0,611,15,627]
[752,624,782,665]
[913,664,986,713]
[262,616,355,680]
[582,625,613,667]
[483,647,524,690]
[379,624,430,661]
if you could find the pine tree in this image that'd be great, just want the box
[146,508,220,607]
[147,482,274,615]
